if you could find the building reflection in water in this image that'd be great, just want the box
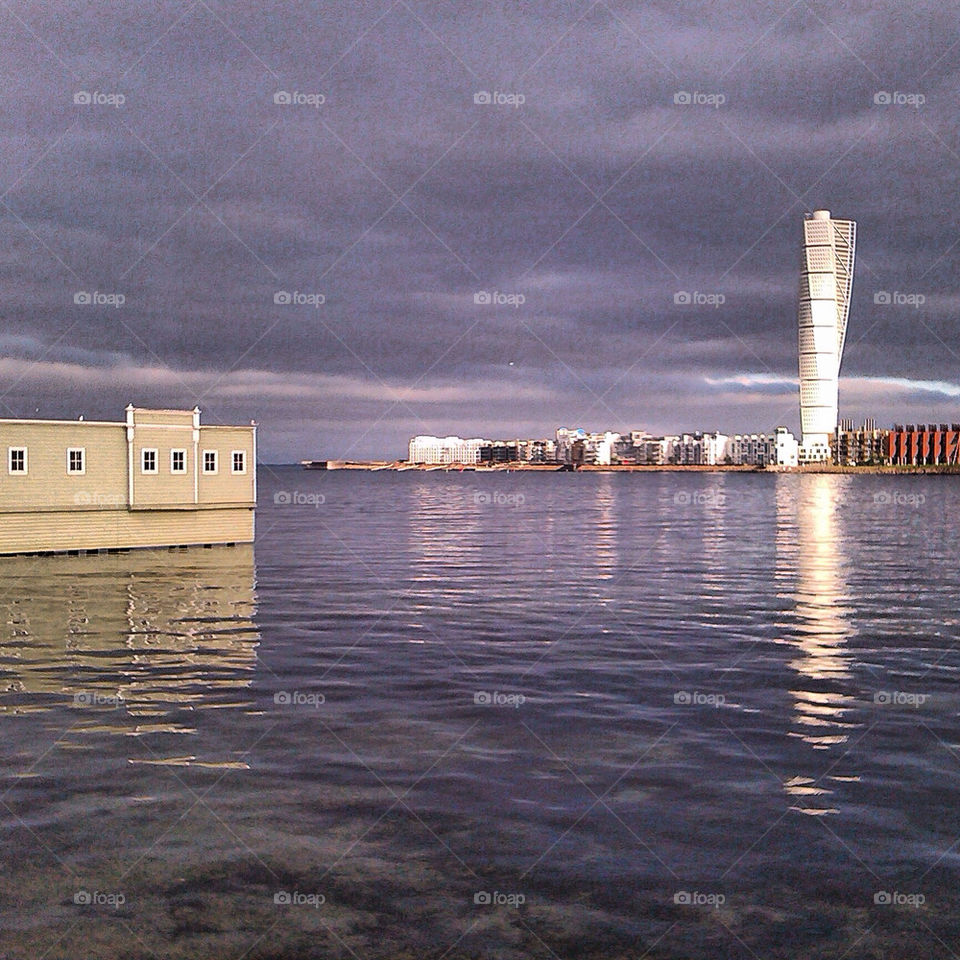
[699,473,728,590]
[775,474,859,814]
[593,473,617,589]
[408,479,484,567]
[0,546,259,748]
[406,481,486,644]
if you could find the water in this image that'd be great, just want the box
[2,468,960,958]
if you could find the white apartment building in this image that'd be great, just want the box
[726,427,799,467]
[773,426,799,467]
[595,432,621,465]
[407,435,489,464]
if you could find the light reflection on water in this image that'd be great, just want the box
[593,472,617,586]
[787,479,856,708]
[776,475,859,812]
[0,546,259,751]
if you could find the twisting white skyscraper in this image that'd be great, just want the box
[798,209,856,461]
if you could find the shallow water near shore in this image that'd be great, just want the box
[2,468,960,958]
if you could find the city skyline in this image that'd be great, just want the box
[1,2,959,461]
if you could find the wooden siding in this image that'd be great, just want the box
[0,408,256,554]
[0,506,254,555]
[198,426,256,505]
[132,422,197,507]
[0,422,127,511]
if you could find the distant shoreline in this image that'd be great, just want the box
[299,460,960,475]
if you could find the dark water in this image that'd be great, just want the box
[2,468,960,958]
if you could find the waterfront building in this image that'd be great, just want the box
[611,430,651,464]
[479,441,519,464]
[555,427,588,463]
[407,435,489,464]
[614,435,640,464]
[635,435,679,465]
[798,209,856,462]
[773,426,800,467]
[727,433,773,466]
[510,438,557,462]
[677,432,728,466]
[594,432,621,466]
[726,427,799,467]
[0,406,256,556]
[554,427,575,462]
[888,424,960,466]
[531,438,557,462]
[555,428,621,465]
[835,419,890,466]
[515,439,534,462]
[570,438,586,467]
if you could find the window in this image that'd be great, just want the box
[141,449,158,474]
[67,448,85,475]
[231,450,246,474]
[171,449,187,474]
[8,447,27,475]
[202,450,218,474]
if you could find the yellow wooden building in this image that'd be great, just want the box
[0,406,256,555]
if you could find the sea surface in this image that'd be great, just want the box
[2,468,960,958]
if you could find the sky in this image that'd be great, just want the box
[1,0,959,461]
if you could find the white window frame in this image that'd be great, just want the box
[8,447,27,475]
[170,449,187,475]
[231,450,247,475]
[202,450,218,475]
[67,447,85,475]
[141,448,159,475]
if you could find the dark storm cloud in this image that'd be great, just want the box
[1,0,959,458]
